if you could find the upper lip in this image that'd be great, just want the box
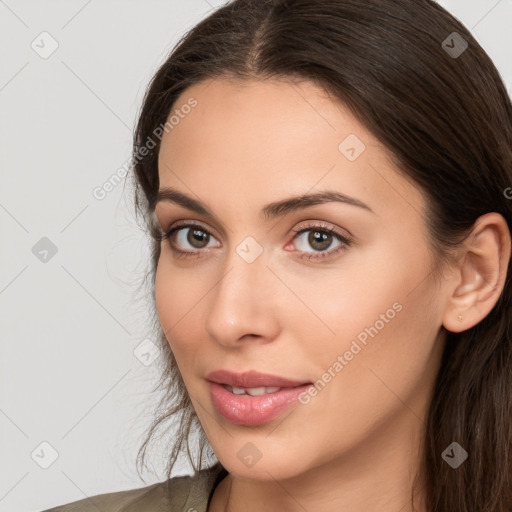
[206,369,311,388]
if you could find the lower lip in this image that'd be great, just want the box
[209,381,312,426]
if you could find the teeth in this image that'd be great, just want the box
[224,385,282,395]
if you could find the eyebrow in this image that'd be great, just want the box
[154,187,375,220]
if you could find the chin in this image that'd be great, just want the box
[213,443,314,482]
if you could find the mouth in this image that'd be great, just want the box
[205,368,311,389]
[207,374,313,426]
[220,384,283,395]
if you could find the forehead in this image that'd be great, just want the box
[160,77,375,161]
[156,77,426,222]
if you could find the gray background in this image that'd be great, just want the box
[0,1,510,511]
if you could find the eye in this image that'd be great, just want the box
[159,220,352,262]
[289,221,352,261]
[159,221,220,259]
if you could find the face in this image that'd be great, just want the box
[154,77,448,481]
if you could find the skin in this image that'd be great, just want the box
[153,77,511,512]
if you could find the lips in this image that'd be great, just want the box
[205,369,311,388]
[206,369,313,426]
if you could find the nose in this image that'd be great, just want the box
[204,245,281,348]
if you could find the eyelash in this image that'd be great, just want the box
[158,220,352,261]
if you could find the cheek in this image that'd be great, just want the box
[154,256,174,335]
[154,255,199,353]
[154,259,205,396]
[295,234,440,394]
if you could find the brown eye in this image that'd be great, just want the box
[161,222,221,257]
[291,222,352,261]
[306,230,333,251]
[186,228,210,249]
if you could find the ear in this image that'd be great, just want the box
[442,212,511,333]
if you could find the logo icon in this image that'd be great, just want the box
[31,441,59,469]
[237,442,263,468]
[236,236,263,264]
[133,338,160,366]
[32,237,58,263]
[338,134,366,161]
[31,32,59,59]
[441,32,468,59]
[441,441,468,468]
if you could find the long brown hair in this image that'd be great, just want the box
[130,1,512,510]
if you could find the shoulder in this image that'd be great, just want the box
[39,462,228,512]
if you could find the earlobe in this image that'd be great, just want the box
[442,213,511,333]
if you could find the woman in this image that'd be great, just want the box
[42,0,512,510]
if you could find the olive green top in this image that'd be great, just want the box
[41,462,228,512]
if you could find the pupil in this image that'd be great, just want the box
[188,229,208,248]
[309,231,331,251]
